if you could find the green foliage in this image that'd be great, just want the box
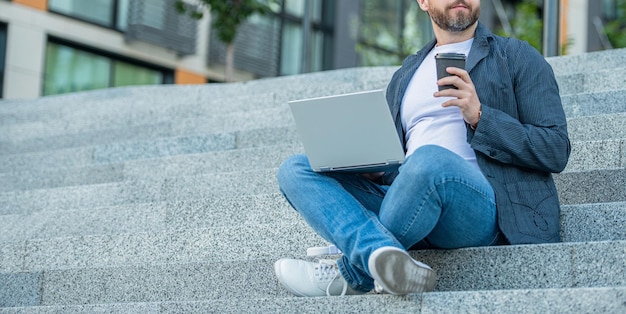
[605,0,626,48]
[175,0,273,44]
[495,0,542,52]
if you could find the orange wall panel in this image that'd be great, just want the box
[13,0,48,11]
[175,69,207,85]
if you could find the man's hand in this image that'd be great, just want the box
[434,67,482,128]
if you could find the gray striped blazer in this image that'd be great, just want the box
[384,22,571,244]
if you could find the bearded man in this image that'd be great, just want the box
[274,0,570,296]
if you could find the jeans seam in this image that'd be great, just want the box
[399,185,435,242]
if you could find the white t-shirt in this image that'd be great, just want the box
[401,38,477,168]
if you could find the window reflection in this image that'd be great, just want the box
[357,0,432,66]
[43,41,169,96]
[48,0,130,31]
[278,0,333,75]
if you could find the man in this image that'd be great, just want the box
[274,0,570,297]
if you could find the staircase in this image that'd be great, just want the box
[1,48,625,313]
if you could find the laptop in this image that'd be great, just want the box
[288,89,405,173]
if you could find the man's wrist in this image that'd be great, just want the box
[470,107,482,130]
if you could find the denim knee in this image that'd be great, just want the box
[276,154,310,192]
[402,145,464,176]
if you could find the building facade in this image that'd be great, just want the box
[0,0,622,99]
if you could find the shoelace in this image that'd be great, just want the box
[314,259,349,296]
[308,245,387,294]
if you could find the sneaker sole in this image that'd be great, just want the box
[368,247,437,295]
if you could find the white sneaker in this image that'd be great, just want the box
[274,258,365,297]
[368,246,437,295]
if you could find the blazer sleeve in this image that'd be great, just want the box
[469,40,571,174]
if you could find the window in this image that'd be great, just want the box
[48,0,130,30]
[43,39,172,96]
[357,0,433,66]
[277,0,334,75]
[0,23,6,98]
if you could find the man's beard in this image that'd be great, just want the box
[429,1,480,32]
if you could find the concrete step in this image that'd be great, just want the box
[567,112,626,142]
[556,68,626,95]
[2,48,624,128]
[0,47,623,124]
[546,47,626,75]
[0,179,162,216]
[0,136,622,192]
[1,162,624,216]
[561,90,626,118]
[1,286,625,313]
[1,81,624,145]
[565,139,625,172]
[0,188,623,244]
[1,105,625,159]
[560,202,626,242]
[0,240,623,306]
[0,130,239,158]
[0,163,126,192]
[0,114,620,177]
[0,103,294,143]
[0,71,368,126]
[0,105,293,152]
[555,168,626,204]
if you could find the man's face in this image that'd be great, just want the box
[422,0,480,32]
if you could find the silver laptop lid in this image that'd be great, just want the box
[288,89,405,172]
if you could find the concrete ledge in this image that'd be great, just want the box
[2,287,624,314]
[0,272,42,308]
[561,90,626,118]
[0,241,622,306]
[555,169,626,204]
[567,113,626,142]
[0,192,623,245]
[93,133,236,163]
[0,180,161,216]
[547,47,626,75]
[0,164,125,193]
[0,202,168,243]
[561,202,626,242]
[1,164,623,216]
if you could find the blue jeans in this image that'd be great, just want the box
[276,145,499,292]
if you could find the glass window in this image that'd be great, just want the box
[43,41,171,96]
[0,23,6,98]
[49,0,115,26]
[49,0,129,30]
[44,42,111,95]
[357,0,432,66]
[116,0,130,31]
[280,22,303,75]
[278,0,334,75]
[284,0,305,17]
[284,0,323,22]
[113,61,162,87]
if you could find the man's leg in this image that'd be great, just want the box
[366,145,498,294]
[276,154,402,292]
[380,144,499,249]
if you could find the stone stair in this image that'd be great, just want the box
[0,48,625,313]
